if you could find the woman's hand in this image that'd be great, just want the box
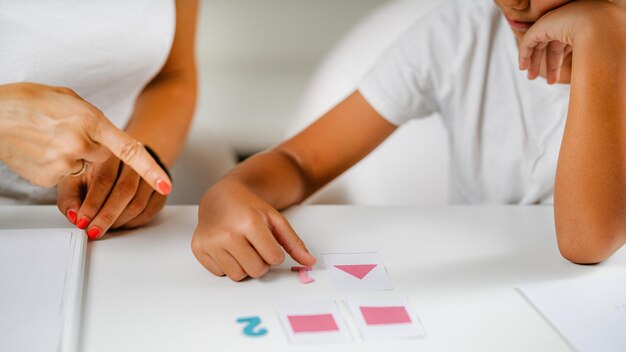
[57,154,167,239]
[0,82,172,193]
[191,179,316,281]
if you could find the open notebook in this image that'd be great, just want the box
[0,228,87,352]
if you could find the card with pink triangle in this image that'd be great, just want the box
[321,253,394,291]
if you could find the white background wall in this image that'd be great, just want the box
[195,0,387,154]
[174,0,449,206]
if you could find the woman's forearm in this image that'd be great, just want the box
[554,7,626,263]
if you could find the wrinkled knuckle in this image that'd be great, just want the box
[221,230,241,244]
[296,237,305,247]
[75,110,99,130]
[119,141,143,165]
[267,251,285,266]
[191,235,205,256]
[283,244,296,255]
[58,87,77,96]
[284,239,303,255]
[94,173,116,191]
[99,210,118,225]
[238,216,257,231]
[116,179,137,199]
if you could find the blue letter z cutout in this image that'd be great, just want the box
[236,316,268,337]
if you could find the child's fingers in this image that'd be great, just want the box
[214,250,248,281]
[245,226,286,266]
[528,43,547,80]
[518,23,549,72]
[546,41,567,84]
[268,211,317,267]
[518,37,540,71]
[198,253,225,277]
[519,47,532,71]
[226,237,270,279]
[564,44,573,57]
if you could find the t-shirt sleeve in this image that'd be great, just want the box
[358,3,457,126]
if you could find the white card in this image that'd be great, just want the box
[518,270,626,352]
[275,301,352,344]
[321,253,394,291]
[346,296,426,340]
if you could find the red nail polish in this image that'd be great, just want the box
[156,179,171,195]
[67,210,77,224]
[76,217,89,229]
[87,227,101,240]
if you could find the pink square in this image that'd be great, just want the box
[360,306,412,325]
[287,314,339,333]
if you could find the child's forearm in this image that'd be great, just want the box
[219,91,397,210]
[554,6,626,263]
[221,149,315,210]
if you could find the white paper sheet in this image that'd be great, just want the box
[275,300,352,344]
[0,229,86,352]
[346,296,426,340]
[518,270,626,352]
[321,253,394,291]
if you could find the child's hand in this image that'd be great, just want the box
[518,0,622,83]
[192,180,316,281]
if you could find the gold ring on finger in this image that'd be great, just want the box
[69,159,88,177]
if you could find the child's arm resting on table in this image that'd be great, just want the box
[192,92,397,280]
[520,1,626,263]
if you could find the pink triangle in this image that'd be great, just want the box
[333,264,377,279]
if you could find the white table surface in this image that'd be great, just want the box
[2,205,625,351]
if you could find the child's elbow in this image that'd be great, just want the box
[557,240,610,264]
[556,226,624,264]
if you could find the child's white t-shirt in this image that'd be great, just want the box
[359,0,570,205]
